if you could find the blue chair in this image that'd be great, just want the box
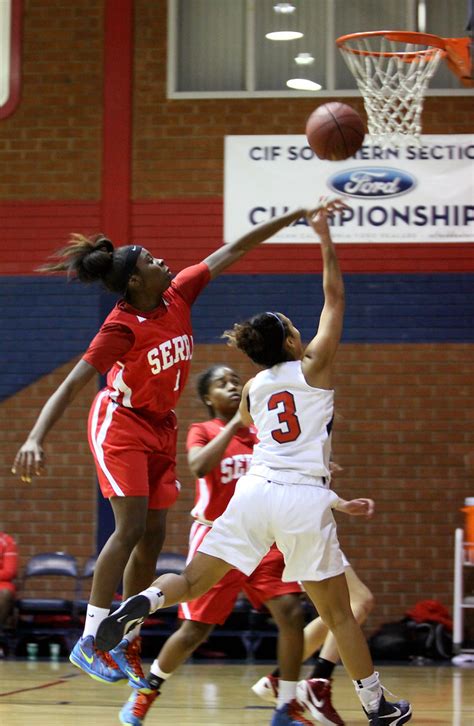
[15,552,80,652]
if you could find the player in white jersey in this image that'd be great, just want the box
[96,198,412,726]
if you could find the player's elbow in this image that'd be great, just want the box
[325,288,345,309]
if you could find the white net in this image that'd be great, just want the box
[338,34,445,147]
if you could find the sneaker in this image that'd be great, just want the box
[69,635,126,684]
[110,638,149,689]
[119,689,159,725]
[96,595,150,652]
[271,699,314,725]
[251,674,279,704]
[364,695,412,725]
[297,678,345,725]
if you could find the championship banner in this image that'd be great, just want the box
[224,135,474,244]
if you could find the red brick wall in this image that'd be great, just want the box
[3,359,97,561]
[0,0,102,200]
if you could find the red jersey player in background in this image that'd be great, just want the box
[119,364,306,726]
[0,532,18,657]
[11,205,311,686]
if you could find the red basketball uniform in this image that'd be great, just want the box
[0,533,18,595]
[178,419,302,625]
[83,262,210,508]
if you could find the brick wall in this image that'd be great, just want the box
[2,359,98,562]
[0,0,102,199]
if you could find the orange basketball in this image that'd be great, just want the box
[306,102,365,161]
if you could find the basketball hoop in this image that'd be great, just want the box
[336,31,451,147]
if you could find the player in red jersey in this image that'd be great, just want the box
[11,206,309,686]
[0,532,18,657]
[119,364,306,725]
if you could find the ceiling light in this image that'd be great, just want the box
[295,52,315,66]
[265,3,303,41]
[286,78,322,91]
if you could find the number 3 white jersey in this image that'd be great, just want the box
[248,360,334,486]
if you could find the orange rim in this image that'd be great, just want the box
[336,30,447,58]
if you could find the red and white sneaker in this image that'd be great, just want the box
[297,678,345,726]
[251,674,279,704]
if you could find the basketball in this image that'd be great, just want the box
[305,102,365,161]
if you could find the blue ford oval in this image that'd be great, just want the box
[328,167,416,199]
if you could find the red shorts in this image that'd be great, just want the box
[177,522,302,625]
[88,390,180,510]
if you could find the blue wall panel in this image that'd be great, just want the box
[2,272,473,401]
[0,277,101,401]
[192,273,474,344]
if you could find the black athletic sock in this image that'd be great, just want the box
[309,656,336,680]
[271,667,280,678]
[147,673,165,691]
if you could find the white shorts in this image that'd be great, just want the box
[198,473,345,583]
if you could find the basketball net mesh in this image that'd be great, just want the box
[339,36,445,147]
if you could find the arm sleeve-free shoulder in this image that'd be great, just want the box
[186,422,211,451]
[82,323,135,375]
[171,262,211,306]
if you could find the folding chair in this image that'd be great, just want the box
[15,551,79,653]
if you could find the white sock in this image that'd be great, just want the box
[124,624,141,643]
[277,680,297,709]
[83,605,110,639]
[150,659,173,680]
[353,671,382,711]
[141,587,165,613]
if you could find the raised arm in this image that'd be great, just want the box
[203,208,305,279]
[12,358,97,482]
[238,379,254,427]
[302,198,347,389]
[188,411,244,478]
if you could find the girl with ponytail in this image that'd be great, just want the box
[12,204,314,687]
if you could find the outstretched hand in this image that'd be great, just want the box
[307,196,349,237]
[12,440,45,483]
[336,497,374,518]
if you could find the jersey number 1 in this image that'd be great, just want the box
[268,391,301,443]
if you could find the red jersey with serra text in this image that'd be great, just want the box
[83,263,210,420]
[187,418,258,523]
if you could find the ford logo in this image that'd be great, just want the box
[328,167,416,199]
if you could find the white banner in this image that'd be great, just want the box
[224,135,474,243]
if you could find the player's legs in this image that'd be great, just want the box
[118,620,216,726]
[302,576,411,724]
[153,551,235,605]
[70,496,149,685]
[303,575,372,680]
[90,496,149,607]
[244,547,304,683]
[303,566,374,661]
[122,508,168,598]
[266,594,305,681]
[289,569,373,726]
[0,586,14,627]
[96,552,234,651]
[157,620,215,674]
[97,477,278,650]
